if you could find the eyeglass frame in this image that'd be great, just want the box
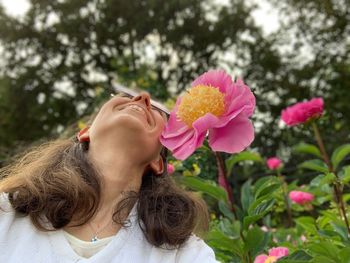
[110,82,170,119]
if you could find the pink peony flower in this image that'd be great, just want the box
[289,190,314,205]
[267,157,282,170]
[160,70,256,160]
[254,247,289,263]
[167,163,175,174]
[281,98,323,126]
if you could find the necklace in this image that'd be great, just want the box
[88,219,113,242]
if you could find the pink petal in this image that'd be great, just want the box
[209,79,256,129]
[160,128,194,151]
[226,79,256,118]
[289,191,314,205]
[208,114,254,153]
[267,157,282,170]
[171,113,220,160]
[191,70,233,94]
[161,98,188,139]
[254,255,269,263]
[269,247,289,258]
[281,97,323,126]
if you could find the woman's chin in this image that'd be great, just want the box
[113,113,150,129]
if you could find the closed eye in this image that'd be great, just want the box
[118,93,133,99]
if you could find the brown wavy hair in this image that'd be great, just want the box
[0,137,209,248]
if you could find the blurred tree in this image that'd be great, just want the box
[0,0,349,175]
[247,0,350,159]
[0,0,259,160]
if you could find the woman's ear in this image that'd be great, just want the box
[77,127,90,142]
[149,156,164,175]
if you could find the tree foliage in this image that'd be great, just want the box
[0,0,259,160]
[0,0,349,166]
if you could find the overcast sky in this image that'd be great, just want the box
[0,0,280,35]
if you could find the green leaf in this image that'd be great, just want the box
[299,159,329,173]
[244,226,267,257]
[310,256,337,263]
[248,197,275,216]
[218,200,235,220]
[295,217,318,235]
[330,222,349,241]
[310,173,336,187]
[307,241,340,262]
[339,247,350,263]
[254,177,281,199]
[293,142,322,158]
[225,151,263,175]
[241,179,253,213]
[178,176,228,202]
[331,144,350,170]
[339,166,350,184]
[278,250,313,262]
[243,214,264,230]
[217,218,240,238]
[206,229,243,256]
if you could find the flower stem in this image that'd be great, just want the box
[311,122,350,234]
[277,171,293,227]
[312,122,332,170]
[214,152,237,217]
[215,152,250,261]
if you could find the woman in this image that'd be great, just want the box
[0,90,218,262]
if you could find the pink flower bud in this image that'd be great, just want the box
[167,163,175,174]
[281,97,323,126]
[289,190,314,205]
[267,157,282,170]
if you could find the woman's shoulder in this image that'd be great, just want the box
[0,192,14,213]
[130,220,219,262]
[0,192,15,221]
[0,193,18,230]
[175,234,219,262]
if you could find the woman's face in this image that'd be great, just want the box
[88,92,167,164]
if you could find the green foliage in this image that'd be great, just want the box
[278,250,313,263]
[225,151,263,176]
[0,0,258,159]
[178,176,228,202]
[299,160,329,174]
[1,0,350,262]
[331,144,350,171]
[292,143,322,158]
[179,137,350,262]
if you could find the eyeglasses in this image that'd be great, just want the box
[111,82,170,120]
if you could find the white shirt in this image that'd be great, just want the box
[0,193,219,263]
[63,231,114,258]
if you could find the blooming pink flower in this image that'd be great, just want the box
[160,70,255,160]
[167,163,175,174]
[281,98,323,126]
[254,247,289,263]
[289,190,314,205]
[267,157,282,170]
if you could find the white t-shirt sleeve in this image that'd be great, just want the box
[0,193,17,246]
[175,235,220,263]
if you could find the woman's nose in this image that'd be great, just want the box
[132,92,151,109]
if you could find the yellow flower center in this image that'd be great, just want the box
[177,85,225,127]
[265,256,277,263]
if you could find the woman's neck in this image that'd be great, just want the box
[63,149,143,241]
